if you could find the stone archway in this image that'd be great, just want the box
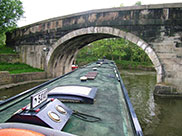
[46,26,163,83]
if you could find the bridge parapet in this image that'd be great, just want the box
[6,3,182,46]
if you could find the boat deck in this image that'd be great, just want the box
[0,60,141,136]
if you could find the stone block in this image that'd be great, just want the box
[19,45,46,70]
[153,43,175,53]
[155,65,163,75]
[0,54,20,63]
[137,40,144,47]
[101,27,114,34]
[125,32,134,42]
[157,52,176,59]
[162,58,181,72]
[145,47,161,67]
[163,77,182,92]
[93,27,99,33]
[118,30,126,38]
[87,27,95,33]
[11,72,46,83]
[131,36,139,45]
[141,43,147,50]
[154,83,180,97]
[112,28,121,37]
[156,74,163,83]
[0,71,12,85]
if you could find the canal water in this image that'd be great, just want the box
[0,82,43,100]
[0,70,182,136]
[120,70,182,136]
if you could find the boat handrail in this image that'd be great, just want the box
[115,65,143,136]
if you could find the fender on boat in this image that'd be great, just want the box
[0,123,76,136]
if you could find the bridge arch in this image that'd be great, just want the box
[46,27,163,83]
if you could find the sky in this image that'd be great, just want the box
[17,0,182,27]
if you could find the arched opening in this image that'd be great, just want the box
[76,38,153,67]
[46,27,163,83]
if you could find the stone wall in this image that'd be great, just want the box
[0,71,46,85]
[0,71,12,85]
[0,54,20,63]
[11,72,46,83]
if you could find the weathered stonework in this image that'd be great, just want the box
[0,54,20,63]
[154,83,182,97]
[0,71,46,85]
[0,71,12,85]
[5,3,182,94]
[11,72,46,83]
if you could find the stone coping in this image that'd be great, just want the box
[154,83,182,98]
[0,79,51,91]
[19,3,182,29]
[0,71,47,86]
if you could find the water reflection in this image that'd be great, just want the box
[153,98,182,136]
[0,82,44,100]
[120,69,182,136]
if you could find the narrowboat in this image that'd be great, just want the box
[0,59,143,136]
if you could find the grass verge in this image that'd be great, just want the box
[115,60,154,70]
[0,46,16,54]
[76,57,154,71]
[0,63,44,74]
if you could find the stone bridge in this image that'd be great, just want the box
[6,3,182,94]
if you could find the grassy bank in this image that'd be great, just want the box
[76,56,98,66]
[0,46,44,74]
[0,63,44,74]
[115,60,155,71]
[0,46,16,54]
[76,57,154,71]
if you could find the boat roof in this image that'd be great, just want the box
[0,59,142,136]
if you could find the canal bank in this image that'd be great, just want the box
[0,79,48,100]
[0,53,46,86]
[0,71,47,86]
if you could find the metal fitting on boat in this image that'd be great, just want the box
[93,68,97,71]
[80,76,87,81]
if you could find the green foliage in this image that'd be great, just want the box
[120,3,124,7]
[76,38,153,69]
[0,0,24,46]
[0,46,16,54]
[134,1,142,6]
[0,63,44,74]
[0,0,24,33]
[115,60,153,69]
[76,56,98,66]
[0,33,6,46]
[76,38,152,64]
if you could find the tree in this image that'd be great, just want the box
[134,1,142,6]
[0,0,24,46]
[120,3,124,7]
